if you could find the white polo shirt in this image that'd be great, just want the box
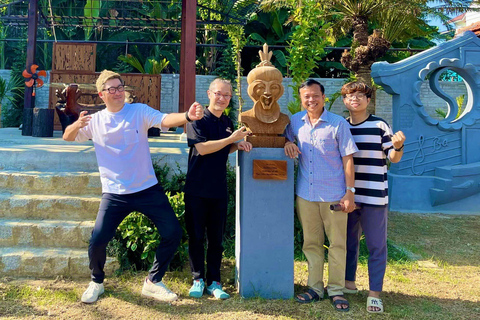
[76,103,167,194]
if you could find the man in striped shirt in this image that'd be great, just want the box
[341,82,405,313]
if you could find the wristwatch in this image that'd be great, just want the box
[346,187,356,194]
[185,111,193,123]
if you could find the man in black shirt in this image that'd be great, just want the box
[184,78,252,299]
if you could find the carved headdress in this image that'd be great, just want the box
[246,44,285,124]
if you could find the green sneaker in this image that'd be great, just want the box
[189,279,205,298]
[206,281,230,300]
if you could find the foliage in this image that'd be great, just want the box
[245,9,292,74]
[286,0,330,114]
[222,163,238,257]
[109,163,188,271]
[83,0,101,40]
[435,94,465,119]
[118,54,170,74]
[0,73,24,106]
[215,40,238,124]
[1,39,26,127]
[0,23,7,69]
[222,25,247,117]
[0,74,23,127]
[155,162,186,195]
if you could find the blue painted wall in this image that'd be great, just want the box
[372,31,480,214]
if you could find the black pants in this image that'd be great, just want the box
[184,194,228,285]
[89,183,182,284]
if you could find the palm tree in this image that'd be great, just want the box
[260,0,476,113]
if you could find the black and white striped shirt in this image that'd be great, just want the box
[347,115,394,206]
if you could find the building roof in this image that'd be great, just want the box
[456,21,480,36]
[448,12,466,24]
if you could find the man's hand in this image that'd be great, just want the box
[63,110,90,141]
[284,141,301,159]
[76,111,91,128]
[230,126,250,142]
[391,131,406,150]
[237,141,252,152]
[339,191,355,213]
[188,102,204,121]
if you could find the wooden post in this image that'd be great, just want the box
[179,0,196,114]
[22,0,38,135]
[32,108,54,137]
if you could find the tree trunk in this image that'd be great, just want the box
[352,16,369,46]
[355,65,376,115]
[32,108,54,137]
[352,16,376,114]
[22,108,34,136]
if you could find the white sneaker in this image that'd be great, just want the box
[141,278,178,302]
[81,281,104,303]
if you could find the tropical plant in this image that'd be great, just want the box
[0,73,25,127]
[261,0,477,114]
[118,54,170,74]
[223,25,247,117]
[245,9,292,73]
[285,0,330,114]
[329,0,475,113]
[215,40,239,123]
[435,94,465,119]
[0,23,8,69]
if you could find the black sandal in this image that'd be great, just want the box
[330,294,350,312]
[295,288,321,304]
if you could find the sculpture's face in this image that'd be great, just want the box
[249,77,283,111]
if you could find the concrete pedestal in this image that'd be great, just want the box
[235,148,294,299]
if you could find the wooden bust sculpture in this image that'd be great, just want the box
[240,44,290,148]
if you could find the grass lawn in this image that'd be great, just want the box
[1,212,479,319]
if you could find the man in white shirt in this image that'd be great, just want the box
[63,70,204,304]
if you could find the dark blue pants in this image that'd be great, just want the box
[184,194,228,286]
[345,204,388,292]
[89,183,182,284]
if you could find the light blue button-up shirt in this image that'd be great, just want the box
[286,109,358,202]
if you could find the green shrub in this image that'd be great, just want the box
[108,163,188,272]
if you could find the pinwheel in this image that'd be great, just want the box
[22,64,47,96]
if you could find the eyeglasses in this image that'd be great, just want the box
[344,93,366,100]
[212,92,232,99]
[103,85,125,94]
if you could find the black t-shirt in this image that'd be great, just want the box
[184,108,234,199]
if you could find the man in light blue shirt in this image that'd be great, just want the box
[285,79,357,312]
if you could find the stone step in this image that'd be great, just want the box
[0,246,117,278]
[0,170,102,195]
[0,193,100,220]
[0,146,99,172]
[0,128,191,173]
[0,219,94,248]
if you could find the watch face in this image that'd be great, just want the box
[347,187,355,193]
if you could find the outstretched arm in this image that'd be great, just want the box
[161,102,204,128]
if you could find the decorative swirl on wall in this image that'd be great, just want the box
[414,58,480,131]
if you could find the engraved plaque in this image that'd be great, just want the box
[253,160,287,180]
